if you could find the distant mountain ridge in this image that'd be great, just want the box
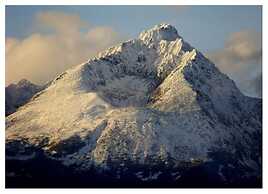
[5,79,44,116]
[6,24,262,188]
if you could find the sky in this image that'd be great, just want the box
[5,5,262,97]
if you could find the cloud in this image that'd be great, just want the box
[36,11,88,34]
[207,30,262,97]
[6,11,123,85]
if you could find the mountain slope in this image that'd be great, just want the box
[6,24,262,187]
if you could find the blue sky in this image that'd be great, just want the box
[5,5,262,97]
[6,5,262,52]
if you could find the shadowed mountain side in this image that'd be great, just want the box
[6,130,261,188]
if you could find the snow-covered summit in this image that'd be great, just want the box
[6,24,261,186]
[139,23,180,44]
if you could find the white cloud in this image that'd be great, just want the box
[208,30,262,97]
[6,11,123,85]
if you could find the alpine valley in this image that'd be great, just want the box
[5,24,262,188]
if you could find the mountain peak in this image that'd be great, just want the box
[139,23,179,44]
[17,79,34,87]
[6,24,261,187]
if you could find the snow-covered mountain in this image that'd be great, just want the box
[6,24,262,188]
[5,79,43,116]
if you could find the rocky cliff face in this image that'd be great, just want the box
[6,24,262,188]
